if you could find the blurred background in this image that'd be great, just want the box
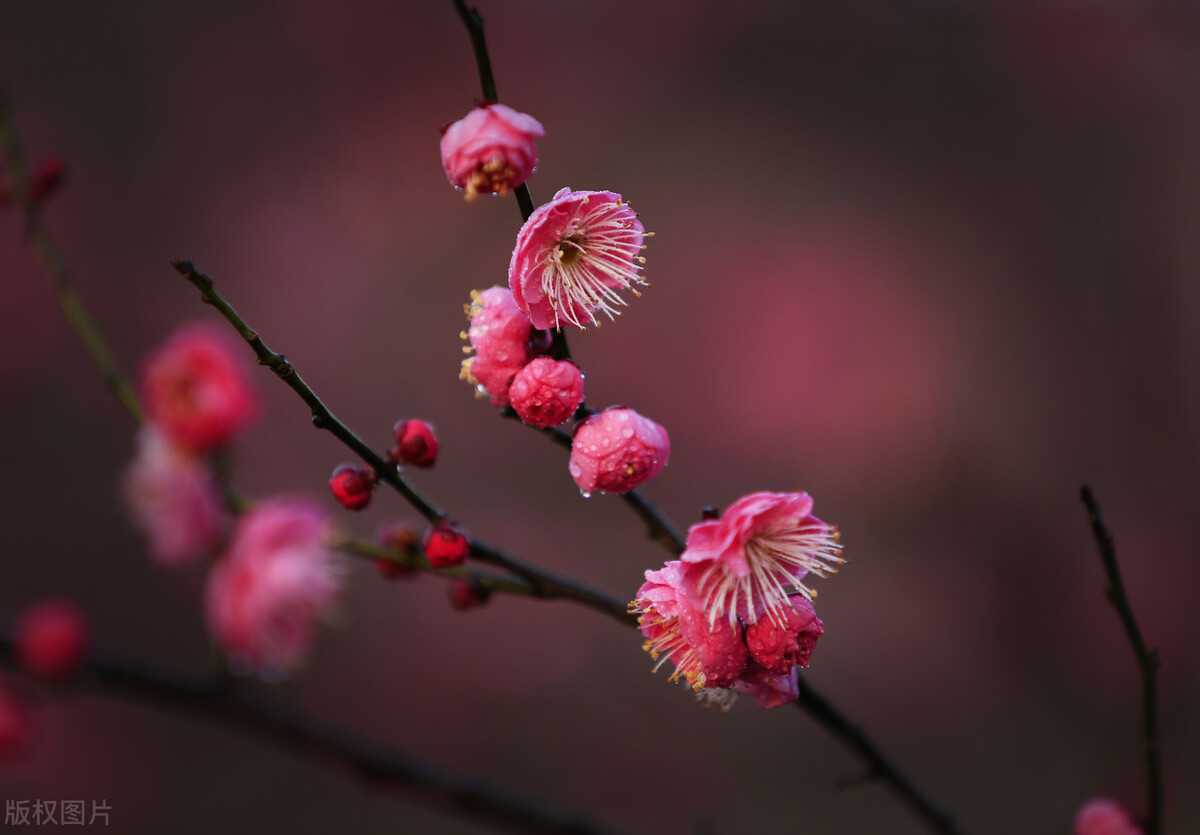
[2,1,1199,832]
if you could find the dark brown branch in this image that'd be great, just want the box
[171,259,634,628]
[0,634,623,835]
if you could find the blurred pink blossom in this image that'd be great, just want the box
[509,188,646,330]
[681,491,842,628]
[508,357,584,427]
[140,322,260,454]
[440,103,544,200]
[568,407,669,495]
[460,286,546,406]
[1073,798,1142,835]
[205,498,341,677]
[122,428,227,567]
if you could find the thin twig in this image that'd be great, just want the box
[172,259,633,627]
[0,635,623,835]
[501,411,685,554]
[1080,486,1163,835]
[0,87,143,422]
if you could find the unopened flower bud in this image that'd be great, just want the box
[328,464,374,511]
[569,407,670,495]
[743,597,824,674]
[423,523,470,568]
[15,598,90,680]
[391,419,439,468]
[448,578,490,611]
[508,357,584,427]
[440,103,544,200]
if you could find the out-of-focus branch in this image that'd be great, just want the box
[1080,486,1163,835]
[0,87,143,422]
[172,259,634,627]
[0,634,623,835]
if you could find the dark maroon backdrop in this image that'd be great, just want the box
[2,1,1198,832]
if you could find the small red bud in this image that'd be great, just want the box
[15,598,90,680]
[422,523,470,568]
[328,463,374,511]
[390,419,439,468]
[448,578,490,611]
[28,154,66,204]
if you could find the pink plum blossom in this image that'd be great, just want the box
[509,188,647,330]
[440,103,544,200]
[743,595,823,674]
[460,286,548,406]
[569,407,669,495]
[140,323,260,454]
[631,561,748,691]
[508,357,584,427]
[205,498,341,678]
[681,491,843,628]
[1073,798,1143,835]
[122,428,227,567]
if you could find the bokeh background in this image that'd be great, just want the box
[3,1,1199,832]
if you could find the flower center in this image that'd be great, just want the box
[556,234,586,267]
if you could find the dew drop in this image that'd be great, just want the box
[580,490,592,498]
[620,427,634,439]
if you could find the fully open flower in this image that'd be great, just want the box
[630,561,747,692]
[122,428,226,566]
[460,287,548,406]
[681,491,843,628]
[569,407,669,495]
[140,323,260,454]
[440,103,544,200]
[205,499,341,678]
[509,188,647,330]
